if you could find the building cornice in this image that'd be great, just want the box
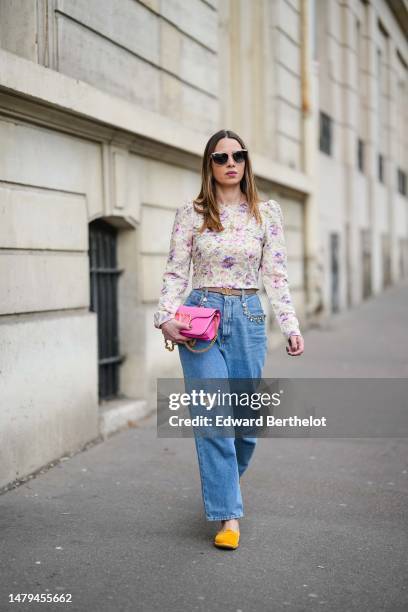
[0,48,311,197]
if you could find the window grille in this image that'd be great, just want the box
[89,219,124,400]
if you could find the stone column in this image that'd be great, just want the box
[340,0,360,306]
[301,0,323,318]
[365,0,381,295]
[387,37,399,283]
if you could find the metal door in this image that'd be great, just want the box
[330,233,340,313]
[361,229,372,299]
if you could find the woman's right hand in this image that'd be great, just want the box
[161,319,192,344]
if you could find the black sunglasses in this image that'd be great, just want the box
[210,149,248,165]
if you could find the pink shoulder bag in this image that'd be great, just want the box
[164,305,221,353]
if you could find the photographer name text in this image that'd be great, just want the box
[168,415,327,428]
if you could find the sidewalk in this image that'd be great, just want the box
[265,280,408,378]
[1,283,407,612]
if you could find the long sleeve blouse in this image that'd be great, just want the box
[153,199,301,338]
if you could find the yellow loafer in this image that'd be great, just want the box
[214,529,240,549]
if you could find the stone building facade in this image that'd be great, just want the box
[0,0,406,487]
[315,0,408,313]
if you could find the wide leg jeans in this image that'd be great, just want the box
[178,288,268,521]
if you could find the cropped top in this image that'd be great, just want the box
[153,199,301,338]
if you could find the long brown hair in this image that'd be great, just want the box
[193,129,262,233]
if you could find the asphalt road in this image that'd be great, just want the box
[1,282,407,612]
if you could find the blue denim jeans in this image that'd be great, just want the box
[177,288,268,521]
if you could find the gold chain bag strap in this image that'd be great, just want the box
[164,305,221,354]
[165,335,218,353]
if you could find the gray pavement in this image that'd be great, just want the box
[1,283,408,612]
[265,280,408,378]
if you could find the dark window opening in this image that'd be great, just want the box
[89,219,124,400]
[397,168,407,196]
[357,138,364,173]
[378,153,385,183]
[319,111,332,156]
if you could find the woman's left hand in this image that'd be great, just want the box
[286,334,304,356]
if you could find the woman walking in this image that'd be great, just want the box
[153,129,304,549]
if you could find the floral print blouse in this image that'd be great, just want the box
[153,199,301,338]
